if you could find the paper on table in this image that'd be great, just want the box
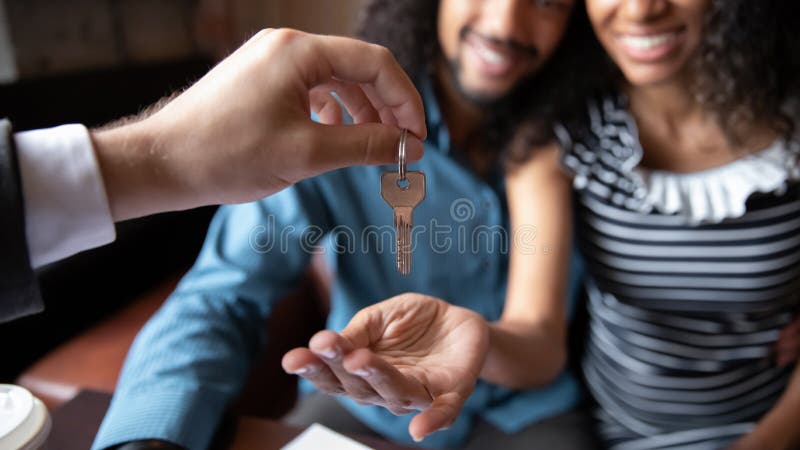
[281,423,375,450]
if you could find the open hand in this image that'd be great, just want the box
[282,293,489,442]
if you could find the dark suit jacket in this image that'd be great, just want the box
[1,118,42,322]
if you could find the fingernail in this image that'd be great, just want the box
[318,347,339,360]
[412,435,423,443]
[352,368,373,377]
[292,365,316,375]
[406,136,424,162]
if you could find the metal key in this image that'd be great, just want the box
[381,171,426,274]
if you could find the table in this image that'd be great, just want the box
[44,390,415,450]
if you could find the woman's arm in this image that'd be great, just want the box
[727,363,800,450]
[479,143,574,389]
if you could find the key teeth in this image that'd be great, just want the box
[395,217,411,275]
[404,221,411,275]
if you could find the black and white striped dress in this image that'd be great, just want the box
[555,96,800,450]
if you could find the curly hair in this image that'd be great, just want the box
[356,0,441,82]
[356,0,611,165]
[692,0,800,144]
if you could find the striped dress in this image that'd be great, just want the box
[555,96,800,450]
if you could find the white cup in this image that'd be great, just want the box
[0,385,51,450]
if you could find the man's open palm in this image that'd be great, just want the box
[282,293,489,442]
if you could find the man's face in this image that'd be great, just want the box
[438,0,576,105]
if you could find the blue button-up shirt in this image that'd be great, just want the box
[93,80,584,450]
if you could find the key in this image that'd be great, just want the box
[381,171,426,274]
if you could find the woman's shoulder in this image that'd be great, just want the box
[553,92,646,199]
[553,94,800,224]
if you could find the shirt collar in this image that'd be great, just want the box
[419,75,507,189]
[419,75,453,156]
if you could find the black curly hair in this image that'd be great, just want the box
[691,0,800,145]
[356,0,611,165]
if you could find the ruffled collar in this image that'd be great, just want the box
[565,95,800,224]
[637,141,800,223]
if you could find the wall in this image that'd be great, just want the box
[0,0,366,82]
[0,0,16,82]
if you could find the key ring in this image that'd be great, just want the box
[398,128,407,181]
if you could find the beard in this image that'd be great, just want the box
[443,56,506,108]
[443,26,540,109]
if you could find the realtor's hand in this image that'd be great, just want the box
[92,29,426,221]
[282,294,489,442]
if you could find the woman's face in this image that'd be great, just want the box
[586,0,709,86]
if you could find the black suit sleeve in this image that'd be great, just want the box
[0,118,43,322]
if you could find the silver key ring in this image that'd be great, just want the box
[398,128,407,181]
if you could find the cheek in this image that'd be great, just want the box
[585,0,615,28]
[676,2,710,61]
[677,0,712,19]
[678,0,711,26]
[437,0,472,60]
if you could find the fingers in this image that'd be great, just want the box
[338,306,383,349]
[282,348,343,394]
[309,80,382,125]
[343,348,433,411]
[309,89,344,125]
[359,83,398,129]
[310,122,424,171]
[408,392,466,442]
[309,330,380,402]
[305,34,426,140]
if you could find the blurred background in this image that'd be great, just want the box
[0,0,363,384]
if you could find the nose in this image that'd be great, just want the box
[620,0,669,21]
[481,0,528,42]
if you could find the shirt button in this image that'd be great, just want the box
[481,259,491,270]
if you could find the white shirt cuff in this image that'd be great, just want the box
[15,124,116,268]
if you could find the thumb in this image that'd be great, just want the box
[408,392,465,442]
[311,122,424,172]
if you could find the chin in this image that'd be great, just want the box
[459,77,517,105]
[462,87,508,106]
[618,65,681,87]
[444,57,521,107]
[614,51,694,88]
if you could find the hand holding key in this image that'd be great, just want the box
[94,29,426,222]
[282,293,490,442]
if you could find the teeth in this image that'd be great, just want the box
[475,45,509,65]
[620,33,676,50]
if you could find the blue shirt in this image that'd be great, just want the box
[92,80,584,450]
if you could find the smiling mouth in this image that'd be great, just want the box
[616,29,685,62]
[473,40,511,66]
[469,37,516,75]
[461,29,537,78]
